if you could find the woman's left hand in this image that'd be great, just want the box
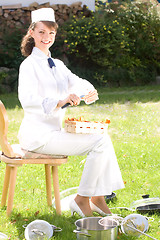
[84,89,99,104]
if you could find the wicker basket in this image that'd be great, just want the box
[64,120,109,134]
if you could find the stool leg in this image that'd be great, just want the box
[1,165,11,207]
[6,166,17,216]
[52,166,61,215]
[45,165,52,206]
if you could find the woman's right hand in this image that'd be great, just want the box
[57,94,80,108]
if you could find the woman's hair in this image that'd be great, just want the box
[21,21,58,57]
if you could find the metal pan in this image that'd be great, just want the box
[130,196,160,214]
[136,204,160,214]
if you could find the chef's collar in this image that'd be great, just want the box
[32,47,52,60]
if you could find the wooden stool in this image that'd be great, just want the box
[0,100,68,216]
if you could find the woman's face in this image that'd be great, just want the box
[29,21,56,55]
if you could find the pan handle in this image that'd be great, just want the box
[73,230,91,237]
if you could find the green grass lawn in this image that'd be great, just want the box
[0,86,160,239]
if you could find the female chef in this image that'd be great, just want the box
[18,8,124,217]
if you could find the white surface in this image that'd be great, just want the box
[0,0,95,10]
[52,187,78,211]
[0,232,8,239]
[53,193,77,211]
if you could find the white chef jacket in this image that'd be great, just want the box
[18,47,95,151]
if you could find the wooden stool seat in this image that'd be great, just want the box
[0,100,68,216]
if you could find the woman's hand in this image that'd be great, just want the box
[57,90,98,108]
[57,94,80,108]
[84,89,99,104]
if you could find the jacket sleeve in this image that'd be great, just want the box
[57,60,95,97]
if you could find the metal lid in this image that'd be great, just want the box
[130,197,160,210]
[24,220,53,240]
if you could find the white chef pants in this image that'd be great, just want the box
[35,130,124,197]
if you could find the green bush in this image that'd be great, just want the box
[0,71,8,94]
[62,14,131,68]
[0,26,26,92]
[0,28,25,70]
[0,68,18,94]
[60,1,160,86]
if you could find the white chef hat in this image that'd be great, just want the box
[31,8,56,23]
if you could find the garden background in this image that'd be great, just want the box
[1,0,160,92]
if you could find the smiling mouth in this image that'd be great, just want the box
[41,41,51,44]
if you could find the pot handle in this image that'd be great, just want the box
[51,225,62,232]
[73,230,91,237]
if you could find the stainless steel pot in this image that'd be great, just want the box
[74,217,118,240]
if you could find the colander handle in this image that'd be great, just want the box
[73,230,91,237]
[126,224,157,240]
